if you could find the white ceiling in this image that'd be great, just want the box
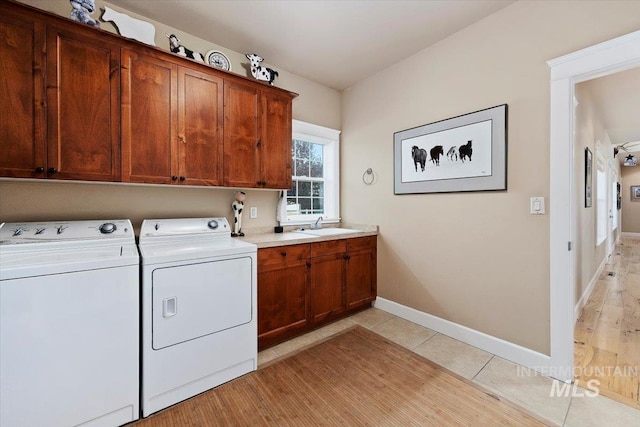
[107,0,514,90]
[585,66,640,162]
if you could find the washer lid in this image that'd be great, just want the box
[0,244,139,280]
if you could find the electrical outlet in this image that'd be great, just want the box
[250,207,258,219]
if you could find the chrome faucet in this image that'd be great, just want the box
[310,216,323,229]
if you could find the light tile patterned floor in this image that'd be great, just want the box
[259,306,640,426]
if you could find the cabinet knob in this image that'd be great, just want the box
[280,251,287,257]
[172,176,178,181]
[179,176,186,181]
[35,167,45,173]
[47,167,57,175]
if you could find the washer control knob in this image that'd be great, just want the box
[12,228,25,237]
[56,225,67,235]
[99,223,117,234]
[207,220,219,230]
[35,228,46,235]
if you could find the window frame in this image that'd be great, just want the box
[281,120,340,226]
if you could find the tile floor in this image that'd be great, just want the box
[258,307,640,427]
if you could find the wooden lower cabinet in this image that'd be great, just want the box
[258,236,377,350]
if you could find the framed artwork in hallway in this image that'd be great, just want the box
[585,147,592,208]
[631,185,640,202]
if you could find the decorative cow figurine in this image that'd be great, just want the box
[231,191,246,237]
[103,6,156,46]
[167,34,205,63]
[70,0,100,27]
[246,54,279,85]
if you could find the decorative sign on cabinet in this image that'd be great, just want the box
[0,0,297,189]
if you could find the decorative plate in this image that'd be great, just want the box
[205,50,231,71]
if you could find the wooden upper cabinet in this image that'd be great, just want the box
[261,91,293,189]
[224,80,295,189]
[178,67,224,186]
[122,49,224,185]
[223,80,260,188]
[121,49,177,184]
[46,25,121,181]
[0,8,46,178]
[1,1,297,187]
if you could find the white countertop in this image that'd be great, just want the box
[238,224,378,248]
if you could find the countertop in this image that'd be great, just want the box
[238,224,378,248]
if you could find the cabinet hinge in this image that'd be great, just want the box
[568,241,572,251]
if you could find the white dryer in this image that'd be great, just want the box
[0,219,139,427]
[138,217,257,417]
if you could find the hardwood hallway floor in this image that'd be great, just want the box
[574,236,640,409]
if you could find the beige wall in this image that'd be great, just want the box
[2,0,341,231]
[341,0,640,354]
[573,82,620,306]
[621,166,640,233]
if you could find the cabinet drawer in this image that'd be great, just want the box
[258,244,310,272]
[347,236,377,252]
[311,239,347,258]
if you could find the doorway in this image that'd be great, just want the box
[548,30,640,384]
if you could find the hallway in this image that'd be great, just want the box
[574,236,640,409]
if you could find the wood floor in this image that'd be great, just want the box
[574,236,640,409]
[135,326,549,426]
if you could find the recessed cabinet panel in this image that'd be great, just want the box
[46,26,120,181]
[310,254,345,322]
[261,92,292,189]
[122,50,177,184]
[223,81,260,188]
[179,68,223,186]
[0,12,45,178]
[258,265,308,338]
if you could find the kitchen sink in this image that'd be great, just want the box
[294,228,361,236]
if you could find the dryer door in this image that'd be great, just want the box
[152,256,252,350]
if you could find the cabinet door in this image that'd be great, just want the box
[0,9,46,178]
[223,80,260,188]
[310,254,345,323]
[178,67,223,185]
[121,49,178,184]
[46,25,120,181]
[258,264,309,342]
[260,91,292,189]
[346,237,377,310]
[345,249,376,310]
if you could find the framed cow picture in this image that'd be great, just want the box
[393,104,507,194]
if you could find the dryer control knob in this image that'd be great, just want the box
[207,220,219,230]
[99,222,117,234]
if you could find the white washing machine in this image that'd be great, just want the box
[0,219,139,427]
[138,217,257,417]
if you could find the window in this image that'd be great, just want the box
[283,120,340,225]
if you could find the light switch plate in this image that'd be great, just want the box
[530,197,545,215]
[250,207,258,219]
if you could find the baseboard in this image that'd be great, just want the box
[621,232,640,239]
[373,298,552,376]
[573,255,607,323]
